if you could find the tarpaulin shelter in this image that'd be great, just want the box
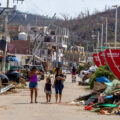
[0,56,18,62]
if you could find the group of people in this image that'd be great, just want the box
[29,67,65,104]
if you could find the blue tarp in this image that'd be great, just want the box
[0,56,18,62]
[96,76,111,83]
[6,56,18,62]
[12,57,18,62]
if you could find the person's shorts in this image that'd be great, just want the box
[45,90,52,95]
[29,82,38,88]
[55,84,64,95]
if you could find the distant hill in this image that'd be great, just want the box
[8,11,53,26]
[61,7,120,51]
[1,8,120,51]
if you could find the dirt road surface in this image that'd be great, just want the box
[0,75,119,120]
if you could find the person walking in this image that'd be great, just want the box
[44,77,52,103]
[29,66,42,103]
[53,67,65,103]
[72,66,77,83]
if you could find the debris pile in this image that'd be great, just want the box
[0,76,27,95]
[74,65,120,115]
[89,66,115,89]
[74,77,120,115]
[9,77,27,89]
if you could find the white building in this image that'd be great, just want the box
[43,28,69,64]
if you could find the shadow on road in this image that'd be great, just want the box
[13,102,54,105]
[14,103,31,104]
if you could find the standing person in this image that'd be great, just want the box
[44,77,52,103]
[72,66,76,83]
[29,66,42,103]
[53,67,65,103]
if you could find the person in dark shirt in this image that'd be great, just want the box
[72,66,77,83]
[53,67,65,103]
[44,77,52,103]
[72,66,76,75]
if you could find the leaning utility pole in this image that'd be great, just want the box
[28,13,56,65]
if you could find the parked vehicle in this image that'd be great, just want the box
[30,65,44,72]
[89,66,97,72]
[0,74,9,85]
[10,66,21,72]
[62,67,71,74]
[79,66,97,79]
[66,69,71,74]
[6,70,20,83]
[23,65,30,69]
[21,64,45,80]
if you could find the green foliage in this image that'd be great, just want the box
[90,66,116,89]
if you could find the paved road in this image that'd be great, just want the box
[0,75,119,120]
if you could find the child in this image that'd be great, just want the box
[44,77,52,103]
[29,67,42,103]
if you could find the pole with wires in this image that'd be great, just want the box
[2,0,24,73]
[97,31,100,48]
[106,17,108,46]
[115,6,118,49]
[101,24,104,50]
[2,0,9,73]
[112,5,118,49]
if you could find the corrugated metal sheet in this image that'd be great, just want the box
[0,85,15,94]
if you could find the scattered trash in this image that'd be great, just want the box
[75,67,120,116]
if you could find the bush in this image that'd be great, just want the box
[90,66,116,89]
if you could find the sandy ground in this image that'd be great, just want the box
[0,75,120,120]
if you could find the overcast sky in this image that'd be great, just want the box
[1,0,120,18]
